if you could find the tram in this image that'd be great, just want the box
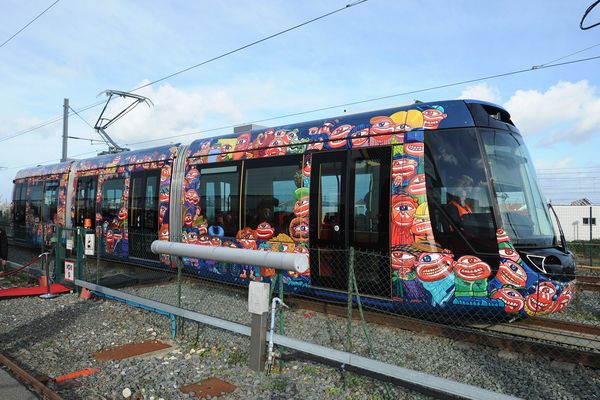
[12,99,575,318]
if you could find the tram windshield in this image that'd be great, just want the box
[480,129,556,248]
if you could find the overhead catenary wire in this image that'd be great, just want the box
[0,0,61,49]
[0,1,368,143]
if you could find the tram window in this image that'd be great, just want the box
[101,178,125,224]
[29,183,43,223]
[144,174,159,229]
[42,180,58,224]
[198,165,240,237]
[74,176,97,227]
[353,159,383,244]
[13,183,26,227]
[244,156,302,236]
[424,128,497,255]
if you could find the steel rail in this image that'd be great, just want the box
[0,353,63,400]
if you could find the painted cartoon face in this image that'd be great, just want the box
[234,133,251,153]
[184,210,194,227]
[142,155,152,169]
[106,230,114,244]
[303,158,311,177]
[350,127,370,147]
[118,207,128,221]
[198,235,211,246]
[416,252,453,282]
[208,237,221,247]
[285,130,298,143]
[185,167,199,184]
[318,122,334,135]
[497,260,527,287]
[265,139,286,157]
[391,251,416,278]
[499,247,521,262]
[112,155,121,165]
[290,217,309,242]
[496,229,510,243]
[308,127,319,136]
[307,142,324,151]
[422,108,447,129]
[161,225,172,241]
[492,287,525,313]
[159,187,170,203]
[239,238,257,250]
[525,281,556,314]
[185,189,200,205]
[369,116,395,136]
[216,144,233,162]
[407,174,426,195]
[159,205,167,222]
[187,231,199,244]
[223,241,238,249]
[161,166,172,182]
[329,124,352,149]
[96,212,103,222]
[200,140,212,155]
[410,219,433,238]
[391,195,418,227]
[552,283,573,313]
[392,158,418,185]
[236,227,256,240]
[294,196,309,217]
[404,142,424,157]
[454,256,492,281]
[255,222,275,240]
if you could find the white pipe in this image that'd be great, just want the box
[266,297,286,373]
[150,240,309,273]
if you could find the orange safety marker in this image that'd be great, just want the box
[54,367,100,383]
[79,288,92,299]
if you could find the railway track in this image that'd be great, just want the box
[288,298,600,369]
[576,275,600,292]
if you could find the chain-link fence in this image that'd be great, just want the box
[552,205,600,269]
[5,228,600,398]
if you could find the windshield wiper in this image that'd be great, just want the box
[548,203,567,252]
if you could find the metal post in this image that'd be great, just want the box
[250,313,268,371]
[96,232,100,284]
[346,248,354,353]
[40,253,57,299]
[61,98,69,162]
[54,226,63,282]
[590,206,593,267]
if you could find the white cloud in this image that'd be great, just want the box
[534,157,574,170]
[503,80,600,144]
[458,83,501,104]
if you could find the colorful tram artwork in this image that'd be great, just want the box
[12,100,576,318]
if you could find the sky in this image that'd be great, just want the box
[0,0,600,205]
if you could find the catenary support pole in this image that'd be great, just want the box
[61,98,69,162]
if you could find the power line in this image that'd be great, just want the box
[0,1,367,143]
[0,0,61,49]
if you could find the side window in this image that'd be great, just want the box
[75,176,97,227]
[29,183,43,223]
[243,156,302,237]
[197,164,240,237]
[101,178,125,224]
[43,180,59,223]
[13,183,26,226]
[424,128,498,257]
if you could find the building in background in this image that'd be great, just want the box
[551,198,599,241]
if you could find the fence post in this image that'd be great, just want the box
[346,247,354,353]
[96,232,100,285]
[590,206,593,267]
[176,233,182,336]
[54,226,64,283]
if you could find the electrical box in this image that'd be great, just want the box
[84,234,95,255]
[248,281,270,314]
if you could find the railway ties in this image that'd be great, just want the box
[576,275,600,292]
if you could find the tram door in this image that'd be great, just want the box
[129,170,160,260]
[309,148,391,297]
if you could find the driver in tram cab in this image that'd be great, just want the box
[446,177,473,226]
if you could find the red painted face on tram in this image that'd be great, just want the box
[118,207,128,221]
[391,251,415,277]
[255,222,275,240]
[198,235,211,246]
[307,142,324,151]
[497,260,527,287]
[184,211,194,227]
[159,188,170,203]
[525,281,556,314]
[391,195,418,227]
[552,283,573,313]
[369,116,395,137]
[185,167,199,184]
[200,141,212,155]
[265,139,286,157]
[404,142,424,157]
[454,255,492,281]
[422,108,447,130]
[239,238,257,250]
[492,287,525,313]
[290,217,309,242]
[217,144,233,162]
[496,229,510,243]
[233,133,251,160]
[392,158,418,184]
[188,231,199,244]
[185,189,200,205]
[161,166,172,182]
[410,219,433,238]
[350,128,370,147]
[294,196,309,217]
[303,158,311,177]
[210,237,222,247]
[416,252,453,282]
[499,247,520,262]
[159,225,169,241]
[407,174,426,196]
[329,124,352,149]
[223,241,238,248]
[106,230,114,244]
